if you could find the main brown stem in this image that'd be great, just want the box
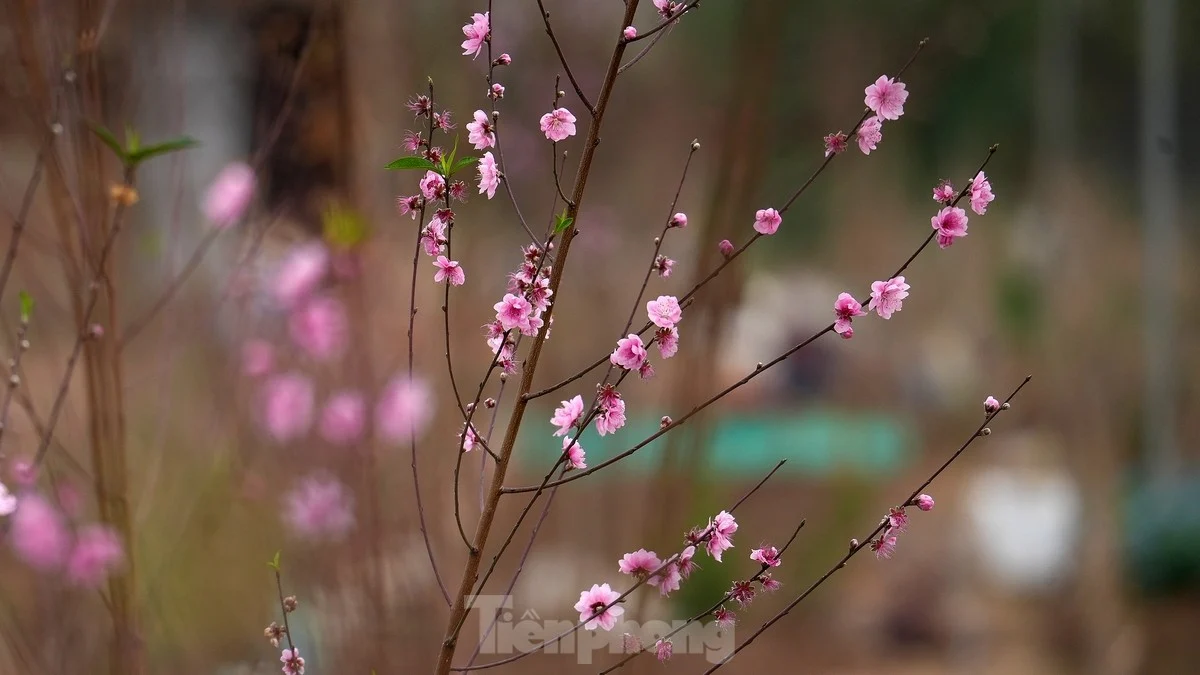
[433,3,640,672]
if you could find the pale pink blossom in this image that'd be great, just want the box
[970,171,995,215]
[65,525,123,588]
[856,116,883,155]
[864,75,909,120]
[654,0,682,19]
[718,239,735,257]
[676,545,698,578]
[760,573,782,592]
[261,373,315,442]
[610,334,648,370]
[932,180,956,204]
[753,208,782,235]
[750,546,781,568]
[562,437,587,470]
[376,375,433,442]
[283,473,355,541]
[887,506,909,533]
[489,83,506,100]
[539,108,577,142]
[403,130,424,153]
[984,395,1001,414]
[705,511,738,562]
[421,219,447,256]
[596,386,626,436]
[10,493,68,570]
[833,292,866,338]
[9,459,36,487]
[273,242,329,308]
[655,639,673,662]
[552,395,585,436]
[420,171,446,201]
[280,646,306,675]
[434,256,466,286]
[623,26,637,40]
[871,535,898,560]
[868,276,910,319]
[824,131,848,157]
[319,390,366,446]
[495,53,512,66]
[288,294,348,361]
[916,494,935,511]
[651,561,682,596]
[478,151,500,199]
[931,206,969,249]
[622,633,643,654]
[494,293,533,332]
[714,607,736,628]
[657,326,679,358]
[646,295,683,329]
[241,339,275,377]
[466,110,495,150]
[574,583,624,631]
[619,548,662,578]
[461,12,490,58]
[202,162,255,228]
[0,481,16,516]
[460,424,479,453]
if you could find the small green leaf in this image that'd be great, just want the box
[85,121,126,162]
[268,550,281,570]
[553,209,574,235]
[385,156,437,171]
[447,136,460,170]
[18,291,33,323]
[125,125,141,154]
[126,136,200,165]
[450,156,478,176]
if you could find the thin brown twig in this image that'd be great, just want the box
[536,0,596,115]
[625,0,701,43]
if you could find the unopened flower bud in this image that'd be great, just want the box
[718,239,734,258]
[660,415,672,429]
[88,323,104,339]
[109,184,139,206]
[983,396,1000,414]
[283,595,298,613]
[981,427,991,436]
[622,26,637,40]
[1001,402,1011,410]
[915,494,935,511]
[849,538,859,551]
[691,140,701,151]
[495,53,512,66]
[485,397,497,409]
[466,402,476,412]
[669,212,688,228]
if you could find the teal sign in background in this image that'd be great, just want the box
[526,409,913,478]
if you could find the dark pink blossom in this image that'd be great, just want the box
[871,535,898,560]
[657,326,679,359]
[749,546,781,568]
[833,292,866,338]
[714,606,736,628]
[931,206,969,249]
[984,395,1001,414]
[596,386,626,436]
[730,580,756,608]
[611,334,648,370]
[718,239,734,257]
[652,255,675,277]
[280,647,306,675]
[824,131,847,157]
[419,171,446,201]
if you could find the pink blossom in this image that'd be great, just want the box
[856,116,883,155]
[202,162,255,228]
[824,131,848,157]
[652,255,675,277]
[407,95,431,117]
[714,607,736,628]
[65,525,124,587]
[421,219,447,256]
[970,171,995,215]
[619,548,662,578]
[871,535,898,560]
[261,373,315,442]
[288,294,348,361]
[864,75,909,120]
[610,334,648,370]
[669,212,688,228]
[420,171,446,201]
[705,510,738,562]
[915,494,935,512]
[396,195,422,219]
[434,256,466,286]
[718,239,735,257]
[868,276,910,319]
[478,151,500,199]
[760,573,782,592]
[489,83,505,100]
[574,583,624,631]
[466,110,495,150]
[449,181,467,202]
[646,295,683,329]
[657,326,679,358]
[9,458,36,487]
[539,108,577,142]
[638,361,655,380]
[460,424,479,453]
[595,386,626,436]
[750,546,781,568]
[562,437,587,470]
[280,647,306,675]
[494,293,533,332]
[433,111,454,131]
[833,292,866,338]
[495,53,512,66]
[887,506,909,533]
[655,639,673,663]
[283,473,355,541]
[931,206,969,249]
[319,390,366,446]
[551,395,585,436]
[654,0,682,19]
[623,26,637,40]
[403,130,424,153]
[241,339,274,377]
[753,208,782,235]
[461,12,490,58]
[651,561,682,596]
[730,580,756,608]
[932,180,956,204]
[9,493,69,570]
[273,242,329,308]
[676,545,698,578]
[376,375,433,442]
[0,481,16,516]
[984,395,1001,414]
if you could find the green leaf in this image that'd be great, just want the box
[446,136,460,172]
[268,550,281,570]
[85,121,126,162]
[18,291,33,323]
[553,209,574,235]
[385,156,437,171]
[450,156,478,176]
[126,136,200,165]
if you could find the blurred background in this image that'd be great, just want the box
[1,0,1198,673]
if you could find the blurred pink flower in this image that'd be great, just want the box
[319,390,366,446]
[931,206,969,249]
[833,292,865,338]
[539,108,577,142]
[970,171,995,215]
[461,12,490,58]
[65,525,124,588]
[283,474,355,541]
[10,458,37,487]
[753,208,782,235]
[376,375,433,442]
[574,583,624,631]
[646,295,682,329]
[610,334,647,371]
[10,493,69,570]
[562,437,587,470]
[434,256,466,286]
[655,639,673,662]
[466,110,495,150]
[202,162,255,228]
[652,560,682,596]
[856,116,883,155]
[273,242,329,308]
[868,276,910,319]
[288,294,348,361]
[760,573,782,592]
[618,548,662,579]
[261,372,315,442]
[478,152,500,199]
[241,339,275,377]
[0,481,16,516]
[864,75,909,120]
[551,395,585,437]
[654,0,682,19]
